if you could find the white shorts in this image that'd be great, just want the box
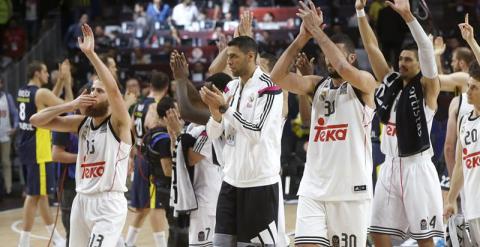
[370,155,444,240]
[189,206,215,246]
[469,218,480,245]
[69,192,127,247]
[294,196,371,246]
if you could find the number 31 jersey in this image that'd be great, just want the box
[298,78,374,201]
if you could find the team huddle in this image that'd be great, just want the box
[13,0,480,246]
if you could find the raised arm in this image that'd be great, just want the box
[270,23,320,95]
[299,1,376,94]
[387,0,439,109]
[355,0,390,83]
[30,91,94,133]
[208,11,253,76]
[439,72,469,92]
[170,50,210,125]
[78,24,131,144]
[460,14,480,66]
[432,36,446,75]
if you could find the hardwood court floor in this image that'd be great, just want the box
[0,204,298,247]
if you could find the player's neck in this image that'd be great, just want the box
[149,90,166,101]
[474,107,480,118]
[28,79,42,87]
[332,77,344,87]
[240,65,256,85]
[91,113,111,127]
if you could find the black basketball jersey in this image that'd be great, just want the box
[16,85,38,145]
[133,97,156,145]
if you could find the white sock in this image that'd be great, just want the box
[116,236,126,247]
[125,226,140,246]
[45,224,65,242]
[18,231,30,247]
[153,231,167,247]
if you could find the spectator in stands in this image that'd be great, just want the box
[2,18,27,60]
[263,12,275,22]
[0,77,18,196]
[25,0,38,43]
[64,13,88,51]
[94,25,112,50]
[133,3,153,47]
[146,0,171,24]
[171,0,199,27]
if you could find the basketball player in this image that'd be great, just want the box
[29,23,132,247]
[16,59,73,247]
[122,72,171,247]
[270,1,376,246]
[444,61,480,244]
[356,0,443,245]
[169,51,223,247]
[200,35,284,246]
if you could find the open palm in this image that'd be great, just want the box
[385,0,411,16]
[78,24,95,55]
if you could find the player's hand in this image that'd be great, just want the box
[433,36,446,56]
[297,1,324,34]
[200,85,227,109]
[164,109,183,138]
[238,10,253,38]
[296,52,315,76]
[70,89,97,112]
[443,201,457,219]
[59,59,73,87]
[78,24,96,57]
[216,33,228,52]
[385,0,413,20]
[124,91,137,108]
[459,14,475,43]
[355,0,367,10]
[170,50,189,80]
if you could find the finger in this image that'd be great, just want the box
[466,13,469,24]
[308,0,316,12]
[385,0,394,9]
[299,1,309,11]
[309,57,315,64]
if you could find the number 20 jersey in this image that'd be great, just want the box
[298,78,374,201]
[459,111,480,221]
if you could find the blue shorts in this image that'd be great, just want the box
[25,162,56,196]
[130,156,151,208]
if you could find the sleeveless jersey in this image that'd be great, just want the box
[458,111,480,220]
[298,78,374,201]
[16,85,52,164]
[76,116,132,194]
[133,97,156,146]
[380,92,435,158]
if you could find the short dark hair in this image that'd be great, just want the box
[401,43,419,60]
[469,62,480,82]
[156,96,176,118]
[27,61,45,79]
[205,73,232,92]
[259,52,278,72]
[331,34,355,54]
[454,47,475,65]
[150,71,170,91]
[227,36,258,56]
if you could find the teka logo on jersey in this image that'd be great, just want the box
[81,161,106,179]
[463,148,480,169]
[313,118,348,142]
[386,122,397,136]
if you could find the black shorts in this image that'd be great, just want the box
[214,181,279,246]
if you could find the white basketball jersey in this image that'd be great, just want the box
[76,117,131,194]
[458,93,474,125]
[380,92,435,158]
[188,124,223,215]
[298,79,374,201]
[458,111,480,221]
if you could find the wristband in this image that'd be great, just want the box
[356,9,366,18]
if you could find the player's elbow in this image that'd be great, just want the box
[29,114,43,127]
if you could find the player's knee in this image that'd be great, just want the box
[417,238,434,247]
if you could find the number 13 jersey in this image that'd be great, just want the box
[76,116,132,194]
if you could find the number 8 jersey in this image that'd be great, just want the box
[298,78,375,201]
